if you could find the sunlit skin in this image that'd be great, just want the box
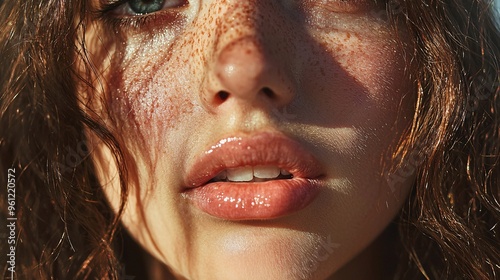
[81,0,415,279]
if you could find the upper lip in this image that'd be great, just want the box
[184,131,324,188]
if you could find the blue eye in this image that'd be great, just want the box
[102,0,187,17]
[128,0,165,15]
[97,0,189,29]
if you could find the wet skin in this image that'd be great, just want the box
[81,0,415,279]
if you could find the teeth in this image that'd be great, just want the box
[253,165,280,179]
[214,166,292,182]
[213,170,227,181]
[280,169,291,176]
[227,166,253,182]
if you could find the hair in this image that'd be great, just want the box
[1,0,499,279]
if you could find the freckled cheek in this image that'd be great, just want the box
[347,45,406,102]
[344,41,403,90]
[105,56,196,143]
[349,49,412,129]
[302,40,404,111]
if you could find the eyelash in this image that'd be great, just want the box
[96,0,187,30]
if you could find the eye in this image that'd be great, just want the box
[96,0,190,30]
[128,0,166,14]
[105,0,187,17]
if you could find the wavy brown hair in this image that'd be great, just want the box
[1,0,499,279]
[0,0,128,278]
[393,1,500,279]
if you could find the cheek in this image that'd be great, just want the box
[300,31,407,116]
[294,30,414,202]
[105,44,197,148]
[294,30,413,157]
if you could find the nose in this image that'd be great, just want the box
[202,14,295,112]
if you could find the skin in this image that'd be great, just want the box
[81,0,415,279]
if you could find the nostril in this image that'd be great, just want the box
[217,91,230,103]
[261,87,275,99]
[213,88,279,106]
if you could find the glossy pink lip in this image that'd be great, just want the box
[183,132,324,220]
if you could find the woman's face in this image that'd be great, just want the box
[83,0,414,279]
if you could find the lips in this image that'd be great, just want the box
[183,132,324,220]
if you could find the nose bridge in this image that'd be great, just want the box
[212,0,267,49]
[212,0,275,75]
[202,0,295,110]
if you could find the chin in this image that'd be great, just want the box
[170,226,339,280]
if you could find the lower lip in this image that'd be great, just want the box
[184,178,321,220]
